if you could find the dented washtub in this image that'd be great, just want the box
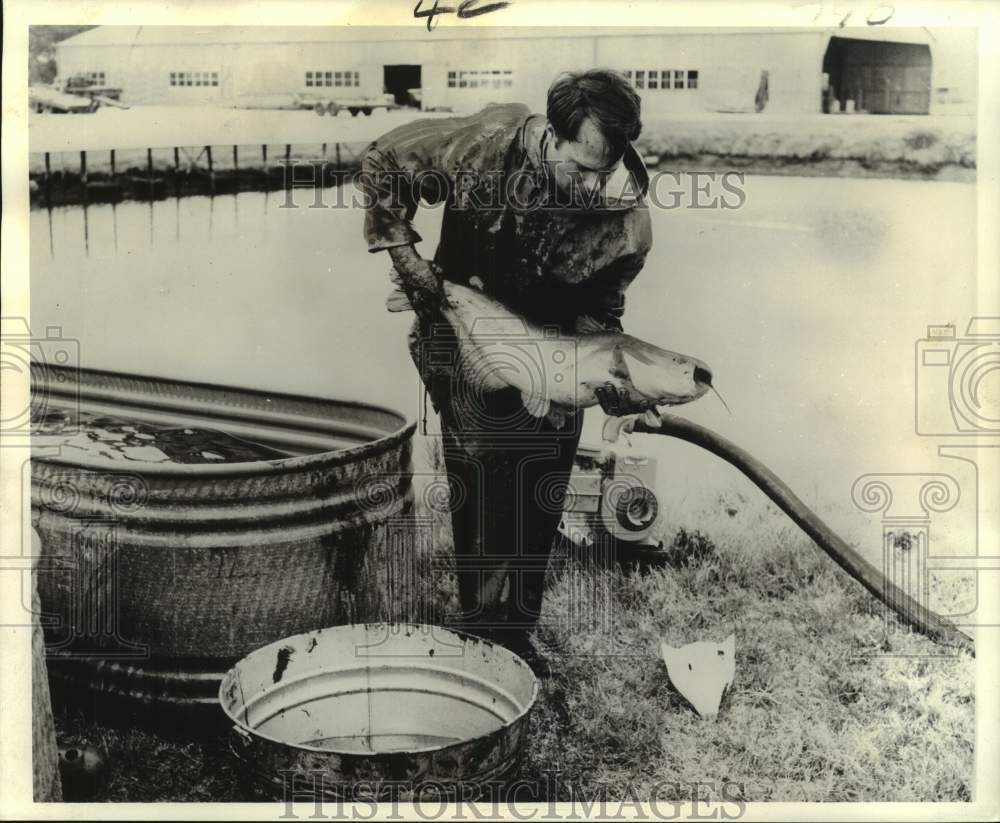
[30,364,416,711]
[219,623,539,799]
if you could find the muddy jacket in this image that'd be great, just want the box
[361,103,652,333]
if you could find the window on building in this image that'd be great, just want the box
[170,71,219,87]
[451,69,513,90]
[305,71,359,89]
[624,69,699,91]
[83,71,106,85]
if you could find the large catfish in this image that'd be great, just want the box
[388,277,714,431]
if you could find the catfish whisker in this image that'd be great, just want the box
[710,384,732,417]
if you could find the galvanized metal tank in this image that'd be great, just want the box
[31,364,416,713]
[219,623,538,800]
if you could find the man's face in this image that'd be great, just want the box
[544,116,622,201]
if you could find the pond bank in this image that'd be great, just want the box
[28,110,976,207]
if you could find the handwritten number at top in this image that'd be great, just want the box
[414,0,512,32]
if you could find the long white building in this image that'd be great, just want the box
[52,26,976,116]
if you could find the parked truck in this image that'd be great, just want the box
[31,74,128,112]
[57,73,124,102]
[30,86,99,114]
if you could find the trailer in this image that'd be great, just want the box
[308,93,401,117]
[233,92,309,111]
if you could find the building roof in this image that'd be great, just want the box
[54,24,935,49]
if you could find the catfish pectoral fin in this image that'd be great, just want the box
[385,287,413,313]
[642,408,662,428]
[545,406,569,429]
[520,391,551,419]
[601,413,641,444]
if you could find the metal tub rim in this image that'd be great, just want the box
[31,363,417,476]
[219,622,541,757]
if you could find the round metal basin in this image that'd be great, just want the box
[219,623,539,799]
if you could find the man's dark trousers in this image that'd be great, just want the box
[421,345,583,654]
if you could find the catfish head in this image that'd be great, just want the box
[613,336,713,407]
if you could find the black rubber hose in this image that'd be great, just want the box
[630,413,975,656]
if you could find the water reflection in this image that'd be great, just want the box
[37,188,255,260]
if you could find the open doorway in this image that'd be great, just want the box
[384,64,421,107]
[822,37,931,114]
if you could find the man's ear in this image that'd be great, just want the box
[545,122,560,147]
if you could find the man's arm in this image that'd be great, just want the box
[387,244,444,315]
[360,128,449,313]
[578,245,652,418]
[359,105,530,313]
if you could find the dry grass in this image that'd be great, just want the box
[53,713,245,802]
[526,494,974,802]
[637,114,976,175]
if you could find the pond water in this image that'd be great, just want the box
[32,407,290,464]
[30,176,983,555]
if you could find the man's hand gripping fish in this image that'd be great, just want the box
[387,276,715,432]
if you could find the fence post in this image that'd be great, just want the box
[44,152,52,207]
[80,151,88,203]
[147,147,155,199]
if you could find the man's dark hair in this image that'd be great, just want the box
[546,69,642,162]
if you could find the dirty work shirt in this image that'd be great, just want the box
[362,102,652,334]
[360,104,652,641]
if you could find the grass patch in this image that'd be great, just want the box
[527,498,974,802]
[53,712,245,802]
[637,115,976,176]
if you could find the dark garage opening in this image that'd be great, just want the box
[822,37,931,114]
[384,64,421,107]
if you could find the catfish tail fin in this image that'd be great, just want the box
[386,286,414,313]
